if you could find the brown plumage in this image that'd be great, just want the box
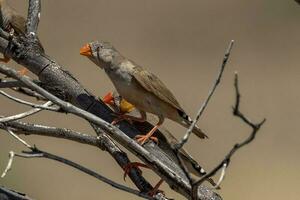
[0,0,43,51]
[0,0,26,35]
[80,41,207,144]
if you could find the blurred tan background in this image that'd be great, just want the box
[0,0,300,199]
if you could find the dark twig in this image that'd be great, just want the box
[175,40,235,150]
[191,73,266,199]
[10,149,154,200]
[0,80,25,88]
[26,0,41,35]
[1,126,157,199]
[0,186,34,200]
[0,119,166,199]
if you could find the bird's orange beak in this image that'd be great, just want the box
[80,44,92,56]
[102,92,115,105]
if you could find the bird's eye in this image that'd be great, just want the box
[100,44,104,49]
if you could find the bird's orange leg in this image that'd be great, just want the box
[135,116,164,145]
[122,162,150,181]
[135,125,160,145]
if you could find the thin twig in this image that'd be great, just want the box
[0,101,53,123]
[0,120,101,146]
[0,90,59,111]
[26,0,41,35]
[0,80,25,88]
[0,186,34,200]
[12,87,47,100]
[14,149,154,200]
[175,40,235,150]
[191,73,266,199]
[6,128,33,149]
[212,163,227,189]
[1,151,15,178]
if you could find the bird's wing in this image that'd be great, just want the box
[10,13,26,34]
[131,64,183,111]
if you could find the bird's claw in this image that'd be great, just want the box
[122,162,149,181]
[135,135,158,145]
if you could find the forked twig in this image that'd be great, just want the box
[0,101,53,123]
[191,73,266,199]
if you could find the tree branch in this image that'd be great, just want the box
[0,90,58,111]
[26,0,41,35]
[1,126,159,200]
[4,150,154,200]
[0,80,25,88]
[191,73,266,199]
[0,101,53,123]
[175,40,234,150]
[0,186,34,200]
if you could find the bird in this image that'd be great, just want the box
[101,91,219,194]
[0,0,43,74]
[80,41,208,145]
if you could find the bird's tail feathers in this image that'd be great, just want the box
[178,110,208,139]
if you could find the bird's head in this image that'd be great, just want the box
[80,41,115,69]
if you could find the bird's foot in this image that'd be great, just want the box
[147,179,165,197]
[135,134,158,145]
[122,162,150,181]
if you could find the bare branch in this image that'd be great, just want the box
[191,73,266,198]
[13,150,154,200]
[0,90,58,111]
[0,80,25,88]
[1,151,15,178]
[175,40,234,149]
[0,120,101,146]
[0,186,34,200]
[212,163,227,189]
[0,121,168,199]
[12,87,47,101]
[5,128,33,149]
[0,101,53,123]
[26,0,41,35]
